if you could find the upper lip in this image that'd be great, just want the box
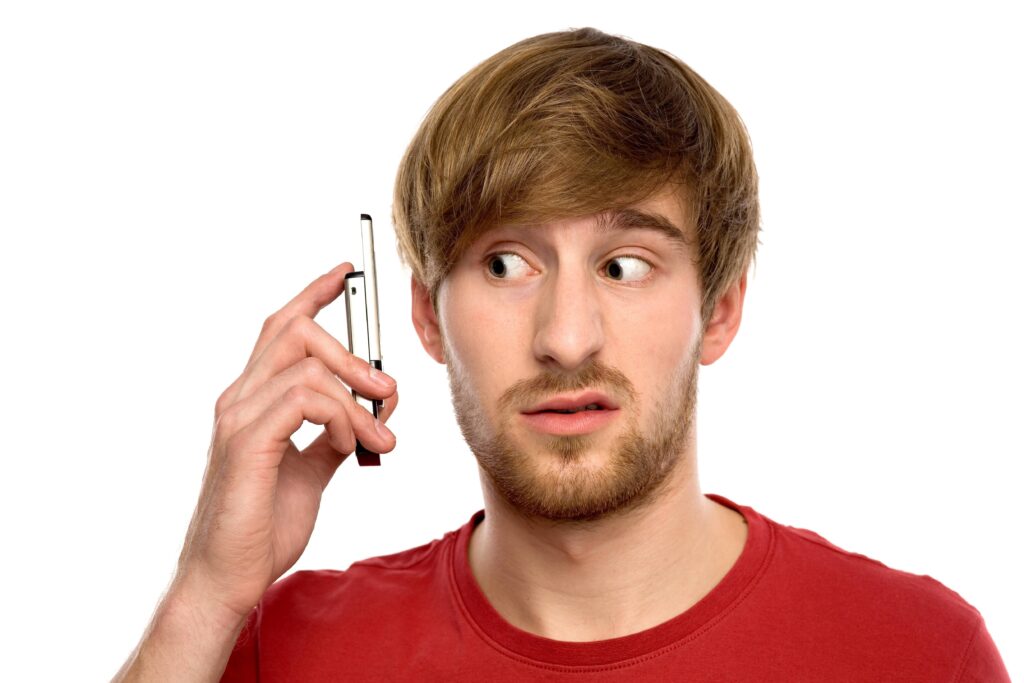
[522,391,620,414]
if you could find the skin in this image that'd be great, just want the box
[114,263,400,681]
[411,184,750,641]
[113,183,750,680]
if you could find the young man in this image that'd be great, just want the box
[115,28,1009,681]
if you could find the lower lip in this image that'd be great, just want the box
[519,409,620,435]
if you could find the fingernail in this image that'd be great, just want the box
[369,367,396,386]
[375,418,393,439]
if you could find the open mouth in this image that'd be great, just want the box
[520,403,619,435]
[521,391,619,419]
[541,404,606,414]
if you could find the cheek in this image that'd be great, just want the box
[609,290,701,401]
[441,276,531,396]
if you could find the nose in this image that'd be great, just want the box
[531,263,605,371]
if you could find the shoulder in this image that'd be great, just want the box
[260,528,459,627]
[771,518,980,621]
[764,517,1010,680]
[756,511,996,668]
[716,501,1011,680]
[719,494,983,625]
[265,533,452,608]
[221,525,473,676]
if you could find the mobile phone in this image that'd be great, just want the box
[344,213,384,466]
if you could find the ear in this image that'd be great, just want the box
[411,276,445,364]
[700,271,747,366]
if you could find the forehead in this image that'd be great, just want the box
[592,205,691,253]
[473,186,692,250]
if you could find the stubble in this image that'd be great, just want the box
[445,340,702,526]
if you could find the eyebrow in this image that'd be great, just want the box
[594,208,691,254]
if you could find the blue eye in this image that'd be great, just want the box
[604,255,652,282]
[486,253,531,279]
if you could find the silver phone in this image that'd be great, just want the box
[344,213,384,466]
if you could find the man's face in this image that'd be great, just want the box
[436,186,706,524]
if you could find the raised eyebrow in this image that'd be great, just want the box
[595,208,691,254]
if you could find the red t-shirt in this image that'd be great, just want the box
[220,493,1009,681]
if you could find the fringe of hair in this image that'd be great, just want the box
[392,27,760,324]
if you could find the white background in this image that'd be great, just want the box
[1,1,1020,680]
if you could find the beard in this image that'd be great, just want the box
[444,339,702,526]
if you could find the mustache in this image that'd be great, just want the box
[497,360,638,414]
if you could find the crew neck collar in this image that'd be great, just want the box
[449,493,773,668]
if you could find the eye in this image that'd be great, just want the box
[485,252,533,279]
[603,255,652,283]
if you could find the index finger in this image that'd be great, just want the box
[247,261,354,366]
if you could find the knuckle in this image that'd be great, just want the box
[283,384,311,405]
[214,385,238,417]
[215,405,242,435]
[299,355,327,380]
[284,313,312,336]
[356,405,375,431]
[341,348,364,376]
[333,432,354,456]
[214,391,230,418]
[337,415,357,446]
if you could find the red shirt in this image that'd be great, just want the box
[221,493,1009,681]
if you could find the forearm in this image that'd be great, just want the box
[113,581,250,683]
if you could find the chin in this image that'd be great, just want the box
[479,421,678,525]
[450,347,701,525]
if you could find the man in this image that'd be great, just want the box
[115,27,1009,681]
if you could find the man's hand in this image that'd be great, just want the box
[177,260,398,623]
[114,262,399,681]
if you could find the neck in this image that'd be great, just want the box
[467,449,748,642]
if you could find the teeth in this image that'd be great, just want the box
[551,403,602,414]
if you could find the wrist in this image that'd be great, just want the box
[165,568,254,639]
[117,576,253,682]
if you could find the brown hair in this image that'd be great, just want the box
[392,27,759,325]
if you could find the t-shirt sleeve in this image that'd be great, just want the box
[219,603,261,682]
[955,615,1010,683]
